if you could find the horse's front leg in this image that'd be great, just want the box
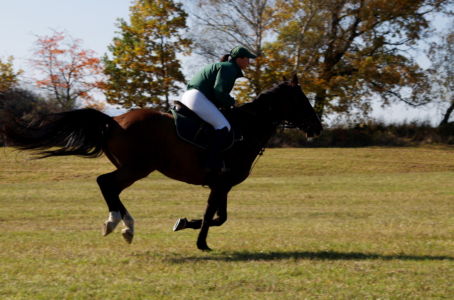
[173,218,202,231]
[196,203,217,251]
[173,188,229,231]
[196,186,230,251]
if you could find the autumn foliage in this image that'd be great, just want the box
[188,0,451,122]
[260,0,451,120]
[31,31,105,110]
[103,0,191,110]
[0,56,22,92]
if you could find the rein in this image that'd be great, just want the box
[230,82,307,173]
[238,108,280,174]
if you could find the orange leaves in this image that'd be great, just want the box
[31,30,105,110]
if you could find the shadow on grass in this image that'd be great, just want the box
[168,250,454,263]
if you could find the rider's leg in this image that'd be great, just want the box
[180,89,231,130]
[204,127,229,173]
[180,89,231,174]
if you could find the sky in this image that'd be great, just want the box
[0,0,130,68]
[0,0,449,123]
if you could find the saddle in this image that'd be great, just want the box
[170,101,240,150]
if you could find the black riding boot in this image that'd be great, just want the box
[205,127,229,175]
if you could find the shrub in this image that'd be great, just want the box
[267,120,454,147]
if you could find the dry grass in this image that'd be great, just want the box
[0,146,453,299]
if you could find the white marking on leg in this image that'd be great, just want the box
[121,213,135,244]
[122,213,134,233]
[103,211,122,236]
[108,211,122,223]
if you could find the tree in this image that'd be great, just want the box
[31,31,105,111]
[187,0,275,102]
[0,88,48,119]
[0,88,60,146]
[265,0,452,120]
[103,0,191,110]
[0,56,22,92]
[0,57,60,141]
[426,26,454,126]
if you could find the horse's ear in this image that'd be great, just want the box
[282,76,287,82]
[291,74,299,86]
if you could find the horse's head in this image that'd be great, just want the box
[271,75,322,137]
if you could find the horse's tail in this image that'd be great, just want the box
[1,108,116,158]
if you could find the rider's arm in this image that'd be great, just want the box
[212,66,236,109]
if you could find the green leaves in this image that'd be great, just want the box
[103,0,191,110]
[262,0,451,120]
[0,56,22,93]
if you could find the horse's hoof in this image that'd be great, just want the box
[103,211,121,236]
[103,221,116,236]
[122,228,134,244]
[197,241,212,252]
[173,218,188,232]
[199,246,212,252]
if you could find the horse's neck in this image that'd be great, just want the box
[234,92,279,147]
[237,92,274,122]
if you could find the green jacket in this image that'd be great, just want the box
[187,61,244,108]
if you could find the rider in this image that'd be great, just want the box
[180,46,257,174]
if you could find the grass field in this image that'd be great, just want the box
[0,146,453,299]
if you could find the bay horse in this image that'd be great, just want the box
[1,75,322,251]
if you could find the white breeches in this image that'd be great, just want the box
[180,89,231,131]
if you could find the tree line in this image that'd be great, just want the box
[1,0,453,127]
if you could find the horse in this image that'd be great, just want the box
[1,75,322,251]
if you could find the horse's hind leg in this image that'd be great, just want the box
[97,166,151,243]
[97,171,132,240]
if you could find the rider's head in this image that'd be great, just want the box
[220,46,257,69]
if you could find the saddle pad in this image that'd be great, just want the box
[170,107,235,151]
